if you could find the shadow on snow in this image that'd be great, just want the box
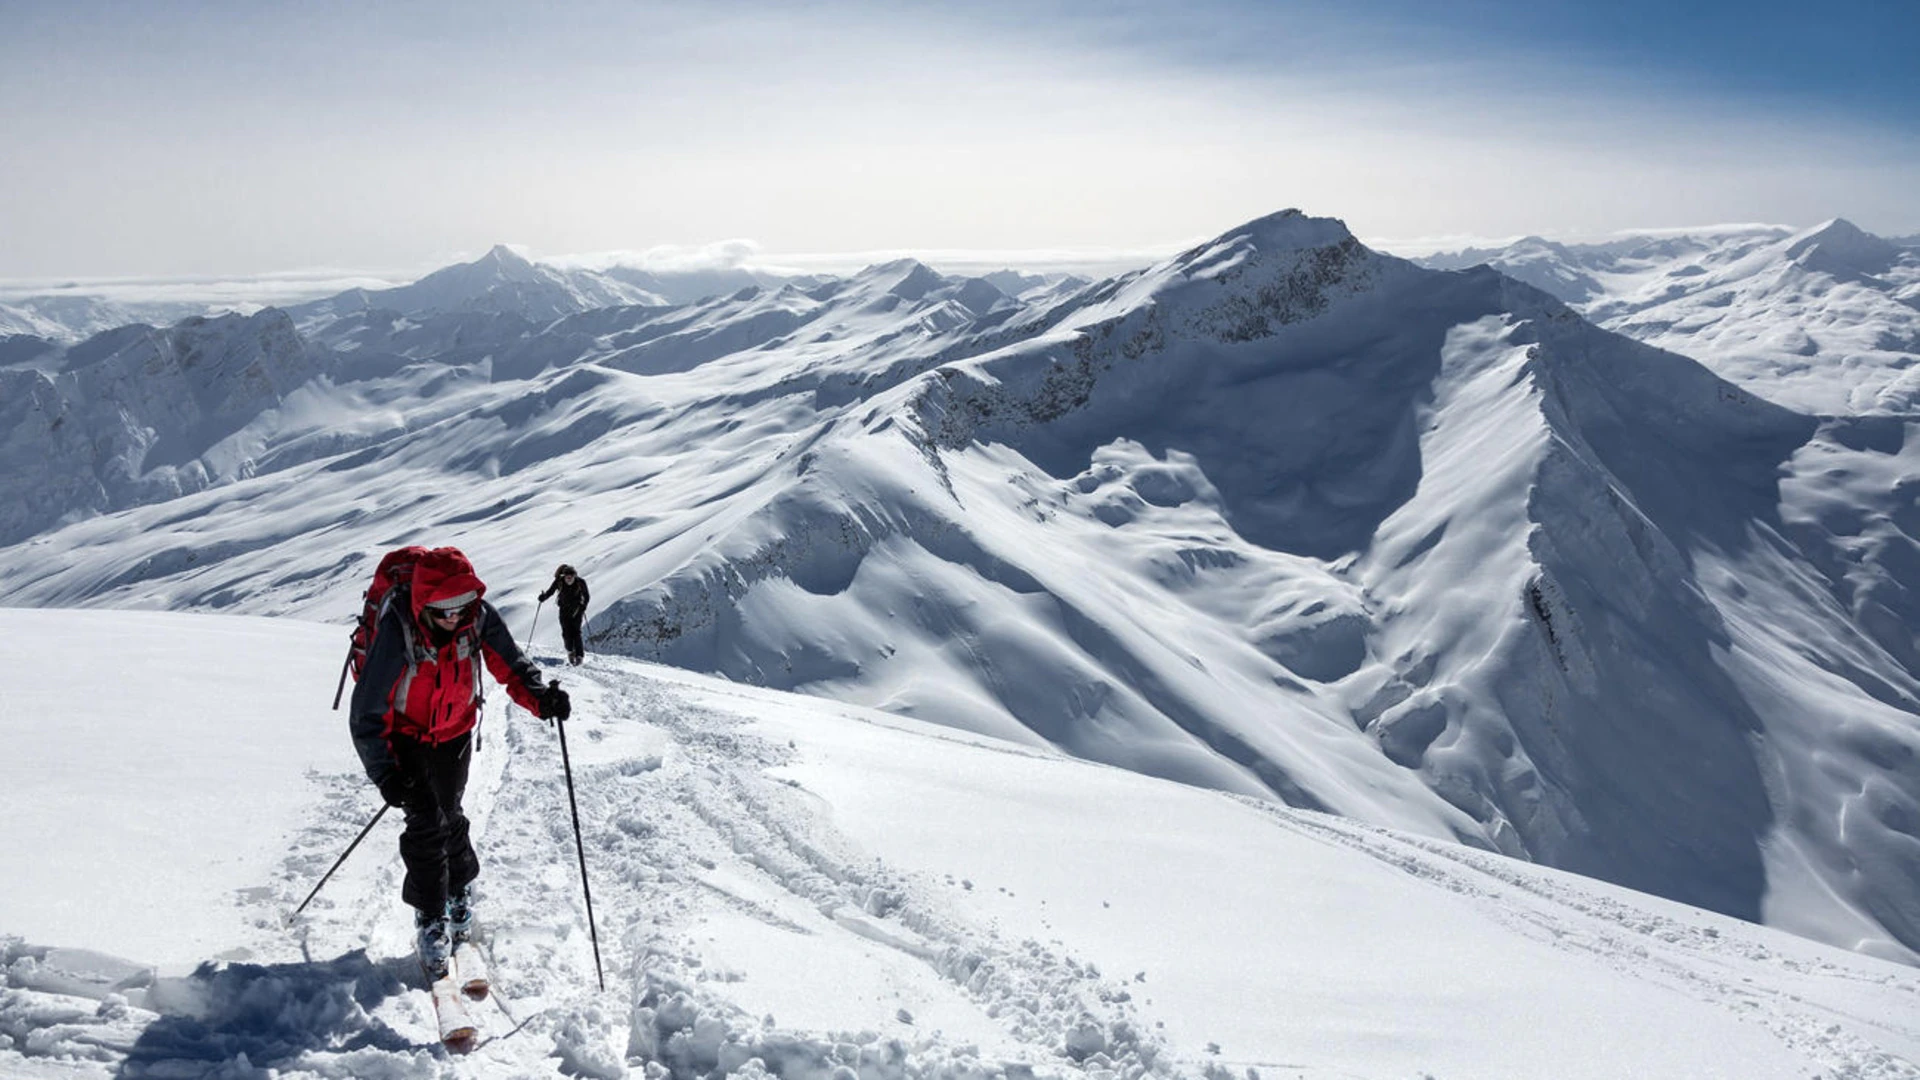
[115,949,423,1078]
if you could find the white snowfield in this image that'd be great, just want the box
[1,608,1916,1080]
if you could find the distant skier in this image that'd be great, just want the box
[539,563,591,665]
[350,546,571,977]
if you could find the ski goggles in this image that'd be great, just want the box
[424,591,479,621]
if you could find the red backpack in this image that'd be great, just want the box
[331,546,430,708]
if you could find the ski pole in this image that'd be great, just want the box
[289,803,389,922]
[552,693,604,991]
[331,638,355,710]
[524,598,544,654]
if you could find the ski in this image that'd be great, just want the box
[452,937,490,1001]
[429,972,480,1053]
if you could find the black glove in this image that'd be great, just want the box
[376,771,414,809]
[538,681,571,722]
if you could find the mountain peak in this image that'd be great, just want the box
[1785,218,1900,276]
[413,243,552,292]
[1806,217,1867,239]
[852,259,945,302]
[476,244,538,273]
[1132,209,1380,343]
[859,257,935,278]
[1223,209,1357,254]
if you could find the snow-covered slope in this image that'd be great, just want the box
[284,245,672,326]
[3,609,1916,1080]
[588,212,1917,957]
[2,212,1918,968]
[1417,220,1920,416]
[1413,223,1920,958]
[0,310,333,546]
[0,251,814,346]
[0,294,222,345]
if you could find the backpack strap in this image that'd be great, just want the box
[379,584,489,739]
[378,586,423,708]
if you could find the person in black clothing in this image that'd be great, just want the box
[539,563,591,665]
[350,546,569,975]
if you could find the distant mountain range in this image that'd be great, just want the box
[1417,219,1920,415]
[0,294,218,345]
[0,250,825,345]
[3,210,1917,964]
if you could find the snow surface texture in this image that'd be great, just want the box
[2,609,1917,1080]
[3,211,1920,968]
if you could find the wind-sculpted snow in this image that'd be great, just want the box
[3,211,1920,965]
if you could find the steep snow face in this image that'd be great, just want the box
[594,215,1836,934]
[0,310,332,545]
[2,211,1918,963]
[1415,223,1920,953]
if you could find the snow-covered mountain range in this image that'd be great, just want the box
[0,294,221,345]
[4,210,1918,971]
[0,248,806,347]
[1418,220,1920,415]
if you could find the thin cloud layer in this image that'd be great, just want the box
[0,0,1913,278]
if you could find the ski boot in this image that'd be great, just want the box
[445,886,491,1000]
[447,886,476,945]
[415,909,453,980]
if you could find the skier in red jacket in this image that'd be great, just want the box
[349,547,570,976]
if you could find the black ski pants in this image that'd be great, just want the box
[390,731,478,917]
[559,607,585,659]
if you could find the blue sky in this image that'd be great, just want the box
[1134,0,1919,122]
[1,0,1914,278]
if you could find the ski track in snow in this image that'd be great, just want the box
[6,649,1917,1078]
[1,655,1203,1080]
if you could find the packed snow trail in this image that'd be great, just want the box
[3,650,1187,1079]
[4,612,1919,1079]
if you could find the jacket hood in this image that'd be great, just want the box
[410,547,488,622]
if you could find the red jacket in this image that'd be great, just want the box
[349,548,544,782]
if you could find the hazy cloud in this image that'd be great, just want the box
[1,0,1912,278]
